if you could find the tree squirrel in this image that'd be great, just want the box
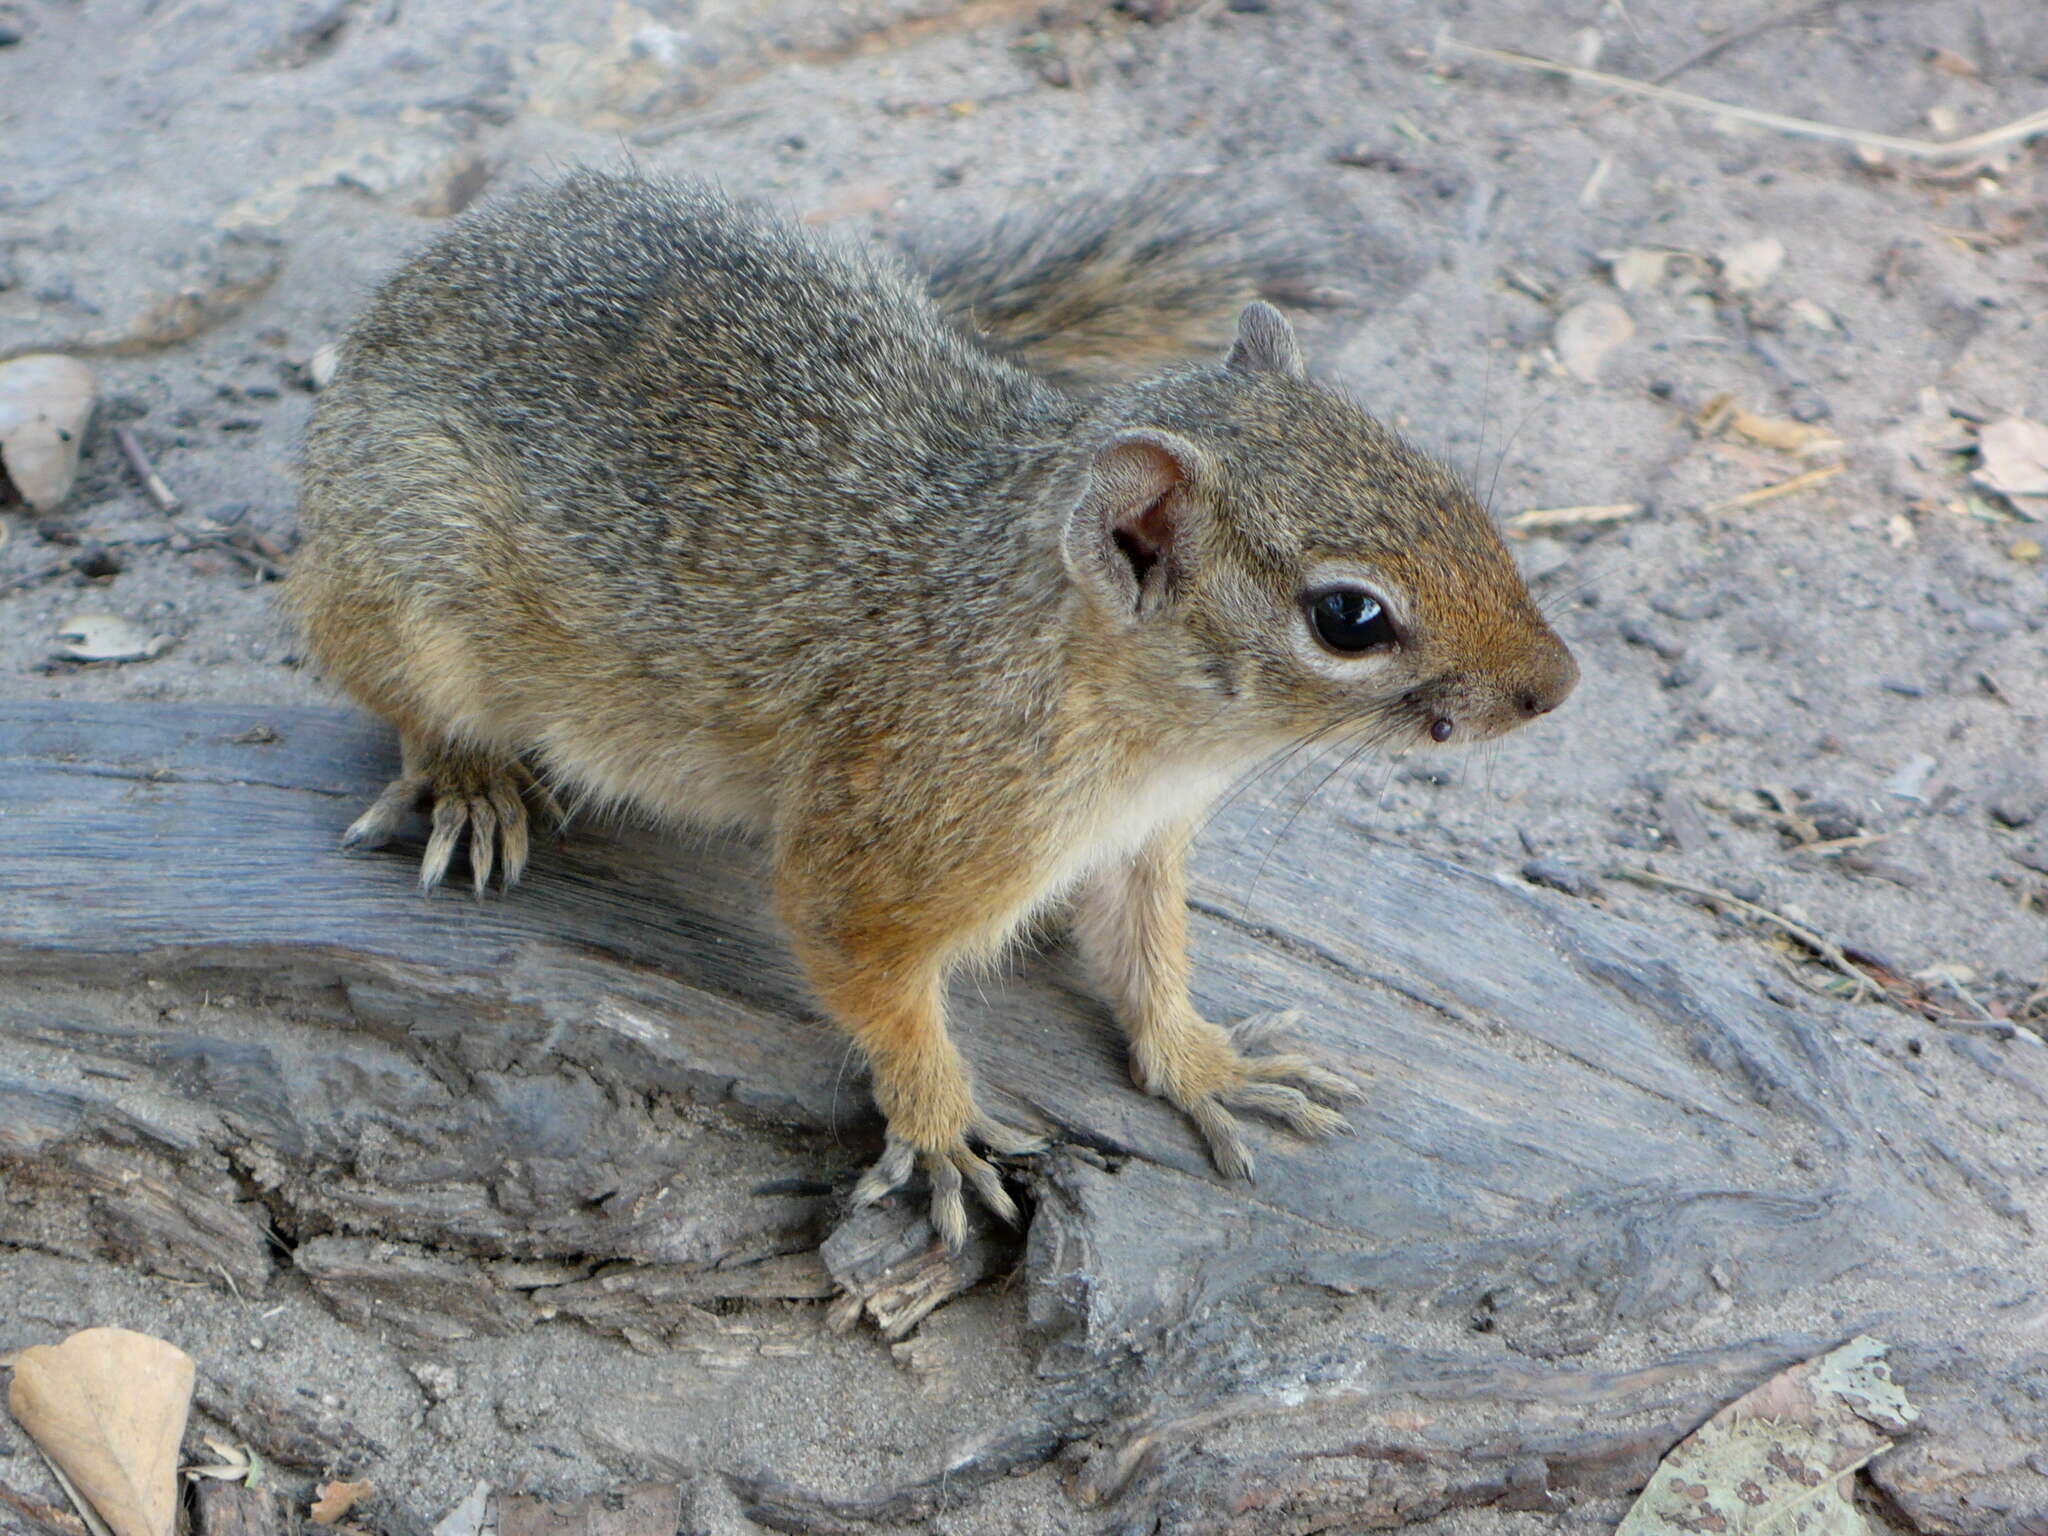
[288,173,1577,1247]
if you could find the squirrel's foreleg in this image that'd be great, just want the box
[1073,819,1362,1180]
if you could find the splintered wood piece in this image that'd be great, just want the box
[191,1480,292,1536]
[497,1483,680,1536]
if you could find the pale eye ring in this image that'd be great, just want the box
[1306,586,1399,654]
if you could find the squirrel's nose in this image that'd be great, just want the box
[1514,638,1579,720]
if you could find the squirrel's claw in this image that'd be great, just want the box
[853,1121,1040,1251]
[343,750,561,896]
[1152,1010,1363,1182]
[341,772,430,851]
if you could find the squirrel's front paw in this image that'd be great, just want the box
[1133,1010,1362,1181]
[853,1113,1046,1251]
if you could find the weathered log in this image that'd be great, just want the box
[1,701,2043,1533]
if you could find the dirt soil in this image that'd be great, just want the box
[2,0,2046,1532]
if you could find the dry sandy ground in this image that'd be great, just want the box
[2,0,2046,1531]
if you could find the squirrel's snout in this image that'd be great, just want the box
[1421,631,1578,745]
[1513,637,1579,721]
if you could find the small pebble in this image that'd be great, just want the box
[1801,800,1862,841]
[1661,660,1703,690]
[1963,606,2015,637]
[1651,589,1723,622]
[1879,678,1925,698]
[1618,617,1684,660]
[1521,858,1600,898]
[1657,793,1712,852]
[1885,755,1938,802]
[1989,794,2041,830]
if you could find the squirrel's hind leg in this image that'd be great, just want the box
[343,734,563,895]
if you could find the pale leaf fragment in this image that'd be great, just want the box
[1617,1336,1915,1536]
[1608,248,1670,293]
[1728,408,1843,460]
[1972,416,2048,519]
[53,613,173,664]
[431,1482,491,1536]
[5,1328,196,1536]
[1717,235,1785,292]
[1786,297,1838,332]
[0,354,96,512]
[1553,298,1634,382]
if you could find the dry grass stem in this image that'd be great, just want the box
[1504,502,1644,535]
[1441,37,2048,164]
[1711,463,1844,510]
[1613,864,1876,1000]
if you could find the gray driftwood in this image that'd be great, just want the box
[2,702,2044,1534]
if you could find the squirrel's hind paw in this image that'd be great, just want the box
[853,1115,1043,1251]
[343,750,561,896]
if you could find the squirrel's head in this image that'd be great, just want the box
[1063,303,1577,753]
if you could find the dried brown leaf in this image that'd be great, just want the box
[310,1480,373,1526]
[5,1328,196,1536]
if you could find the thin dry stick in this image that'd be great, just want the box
[114,426,181,514]
[1441,36,2048,164]
[1613,864,1875,1001]
[1505,502,1644,534]
[1712,463,1844,511]
[1647,0,1844,86]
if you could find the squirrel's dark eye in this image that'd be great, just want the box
[1308,587,1398,654]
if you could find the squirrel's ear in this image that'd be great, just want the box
[1065,429,1203,619]
[1225,301,1306,381]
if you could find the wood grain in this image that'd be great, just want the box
[2,702,2042,1533]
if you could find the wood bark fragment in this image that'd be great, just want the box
[2,702,2044,1535]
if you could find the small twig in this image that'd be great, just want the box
[1647,0,1843,86]
[114,427,181,514]
[629,104,768,147]
[1710,463,1844,511]
[1613,864,1876,1001]
[0,525,285,600]
[1440,36,2048,164]
[1504,502,1644,536]
[33,1452,112,1536]
[0,1479,89,1536]
[1799,832,1897,856]
[0,556,80,597]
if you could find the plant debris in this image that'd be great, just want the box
[4,1328,196,1536]
[1553,297,1633,382]
[0,354,96,512]
[1504,502,1644,536]
[52,612,173,664]
[1440,36,2048,164]
[1971,416,2048,520]
[1616,1336,1917,1536]
[309,1480,373,1526]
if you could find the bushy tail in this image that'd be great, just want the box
[913,182,1347,392]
